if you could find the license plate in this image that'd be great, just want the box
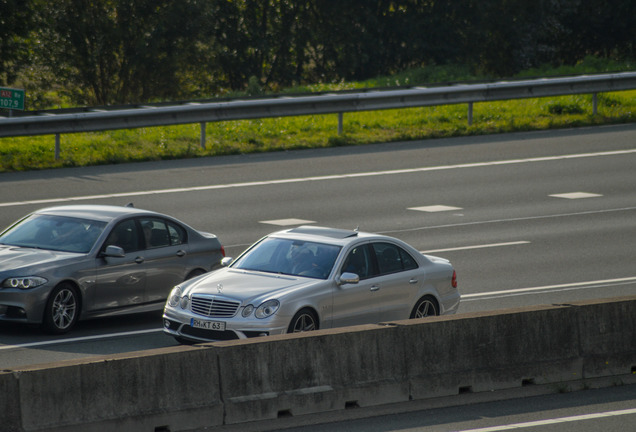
[191,318,226,331]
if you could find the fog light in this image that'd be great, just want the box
[6,306,26,318]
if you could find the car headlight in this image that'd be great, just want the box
[3,277,48,290]
[179,295,190,309]
[242,304,254,317]
[168,286,182,307]
[254,300,280,319]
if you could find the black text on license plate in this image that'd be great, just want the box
[191,318,226,331]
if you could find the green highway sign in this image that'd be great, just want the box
[0,87,25,110]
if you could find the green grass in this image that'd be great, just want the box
[1,81,635,173]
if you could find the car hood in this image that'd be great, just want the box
[0,245,79,273]
[184,268,315,303]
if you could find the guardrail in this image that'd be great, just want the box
[1,72,635,157]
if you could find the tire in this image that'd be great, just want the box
[185,268,206,280]
[42,283,80,334]
[287,308,318,333]
[410,295,439,319]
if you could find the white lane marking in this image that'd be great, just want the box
[409,205,463,212]
[550,192,603,199]
[1,149,635,208]
[422,241,530,254]
[0,328,162,351]
[453,407,636,432]
[260,218,315,226]
[381,206,636,234]
[462,277,636,300]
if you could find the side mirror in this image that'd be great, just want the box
[103,245,125,258]
[221,257,233,267]
[338,272,360,285]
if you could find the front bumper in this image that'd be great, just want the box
[0,285,51,324]
[162,306,289,343]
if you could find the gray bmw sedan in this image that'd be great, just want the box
[0,204,224,333]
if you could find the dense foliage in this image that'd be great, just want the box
[1,0,635,107]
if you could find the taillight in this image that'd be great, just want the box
[221,246,226,257]
[451,270,457,288]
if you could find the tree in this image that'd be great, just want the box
[33,0,210,105]
[0,0,35,85]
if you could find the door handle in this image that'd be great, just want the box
[409,278,418,284]
[176,250,186,257]
[135,256,145,264]
[370,285,380,292]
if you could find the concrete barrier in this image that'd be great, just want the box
[3,345,225,432]
[211,324,410,424]
[1,370,21,428]
[1,296,634,431]
[575,297,636,379]
[397,304,584,400]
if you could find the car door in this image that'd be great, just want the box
[371,242,421,321]
[330,243,381,328]
[90,218,147,312]
[139,217,190,304]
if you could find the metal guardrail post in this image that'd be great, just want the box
[593,93,598,115]
[55,133,60,160]
[468,102,473,126]
[338,112,343,135]
[200,122,206,149]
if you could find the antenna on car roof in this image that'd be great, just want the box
[125,202,134,207]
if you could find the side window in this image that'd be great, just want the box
[104,219,141,253]
[167,222,187,246]
[140,218,170,249]
[373,242,418,275]
[341,244,376,280]
[399,247,418,271]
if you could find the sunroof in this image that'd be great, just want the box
[288,226,358,239]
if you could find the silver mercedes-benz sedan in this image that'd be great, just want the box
[163,225,459,344]
[0,204,225,334]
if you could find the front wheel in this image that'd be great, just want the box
[410,295,439,319]
[42,283,80,334]
[287,308,318,333]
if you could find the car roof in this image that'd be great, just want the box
[35,204,157,223]
[271,225,383,245]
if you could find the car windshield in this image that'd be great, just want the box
[0,214,107,253]
[232,237,341,280]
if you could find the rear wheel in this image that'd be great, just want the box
[185,269,206,280]
[287,308,318,333]
[410,295,439,319]
[42,283,80,334]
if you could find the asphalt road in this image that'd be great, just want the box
[1,124,635,373]
[259,383,636,432]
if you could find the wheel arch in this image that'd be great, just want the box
[45,279,83,321]
[410,293,440,318]
[287,306,320,333]
[185,267,207,281]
